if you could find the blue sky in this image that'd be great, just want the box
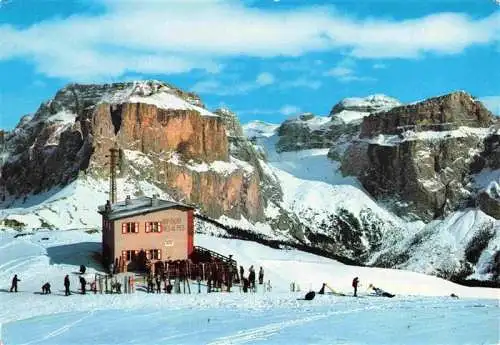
[0,0,499,130]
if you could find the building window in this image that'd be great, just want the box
[146,249,161,260]
[121,222,139,234]
[145,221,162,233]
[122,250,138,261]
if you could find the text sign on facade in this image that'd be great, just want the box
[162,217,185,232]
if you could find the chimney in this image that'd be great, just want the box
[125,195,131,205]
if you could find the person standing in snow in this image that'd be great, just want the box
[80,276,87,294]
[352,277,359,297]
[318,283,326,295]
[258,267,264,285]
[248,266,256,291]
[147,275,154,293]
[64,275,71,296]
[239,266,244,281]
[10,274,20,292]
[155,275,161,294]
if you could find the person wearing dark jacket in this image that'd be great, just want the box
[248,266,256,291]
[10,274,20,292]
[64,275,71,296]
[155,275,161,294]
[42,282,51,294]
[79,276,86,294]
[318,283,326,295]
[352,277,359,297]
[239,266,244,281]
[258,267,264,285]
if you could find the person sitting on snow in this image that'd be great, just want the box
[368,284,395,298]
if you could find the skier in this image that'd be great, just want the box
[64,275,71,296]
[258,267,264,285]
[352,277,359,297]
[368,284,395,298]
[266,280,272,292]
[318,283,326,295]
[248,266,256,291]
[9,274,20,292]
[41,282,51,294]
[79,276,87,294]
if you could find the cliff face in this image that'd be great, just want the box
[342,91,498,221]
[0,81,264,221]
[92,103,228,163]
[360,92,493,138]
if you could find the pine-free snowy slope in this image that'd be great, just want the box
[0,230,498,345]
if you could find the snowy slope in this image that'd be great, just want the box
[242,120,279,139]
[0,177,171,231]
[0,230,498,345]
[371,210,500,280]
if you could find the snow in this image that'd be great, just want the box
[373,209,500,280]
[101,81,216,117]
[336,94,401,112]
[0,231,498,345]
[0,177,172,231]
[362,126,493,146]
[242,121,279,139]
[167,153,254,176]
[284,114,331,131]
[333,109,370,124]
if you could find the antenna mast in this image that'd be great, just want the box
[109,144,119,204]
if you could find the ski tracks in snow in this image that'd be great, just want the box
[207,305,381,345]
[17,311,94,345]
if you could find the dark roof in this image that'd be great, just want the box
[98,196,193,221]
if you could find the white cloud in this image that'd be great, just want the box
[0,2,499,79]
[280,77,322,90]
[192,72,274,95]
[324,58,373,83]
[325,66,353,78]
[280,105,301,116]
[256,72,275,86]
[480,96,500,115]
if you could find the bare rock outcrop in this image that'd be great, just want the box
[342,91,497,221]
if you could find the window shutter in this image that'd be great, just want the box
[159,223,163,233]
[158,249,161,260]
[145,222,150,233]
[122,223,126,234]
[135,222,139,233]
[122,250,126,259]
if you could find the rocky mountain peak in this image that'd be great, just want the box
[360,91,494,138]
[213,107,244,137]
[330,94,401,115]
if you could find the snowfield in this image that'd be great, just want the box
[0,230,498,345]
